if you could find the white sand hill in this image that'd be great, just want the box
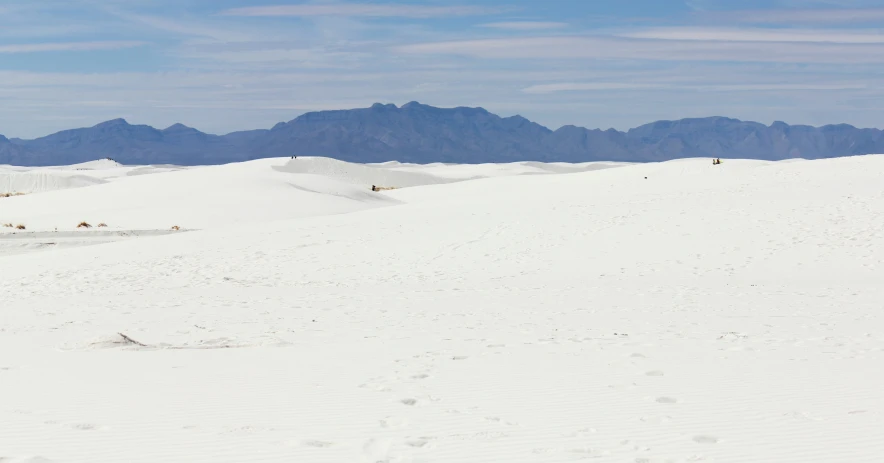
[1,155,883,463]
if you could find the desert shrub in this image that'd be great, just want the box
[171,225,180,231]
[97,223,107,228]
[77,221,92,228]
[15,224,25,230]
[2,223,12,228]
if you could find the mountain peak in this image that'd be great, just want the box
[163,123,202,133]
[370,103,398,111]
[401,101,424,110]
[94,118,130,129]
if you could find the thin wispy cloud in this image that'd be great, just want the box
[0,41,145,53]
[109,11,256,42]
[394,36,884,64]
[523,82,666,94]
[4,0,884,138]
[621,27,884,43]
[523,81,868,94]
[704,83,869,91]
[222,3,499,18]
[717,7,884,24]
[480,21,568,30]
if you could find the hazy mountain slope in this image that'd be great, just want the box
[248,102,555,163]
[13,119,247,166]
[3,103,884,166]
[0,135,40,166]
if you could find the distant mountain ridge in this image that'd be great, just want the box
[2,102,883,166]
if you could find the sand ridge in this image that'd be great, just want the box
[1,155,883,462]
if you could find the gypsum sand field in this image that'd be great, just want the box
[1,155,883,463]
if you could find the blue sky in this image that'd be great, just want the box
[3,0,884,138]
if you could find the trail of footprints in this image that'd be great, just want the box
[354,350,447,460]
[535,341,722,460]
[315,343,723,460]
[7,343,725,461]
[631,349,721,461]
[351,344,528,461]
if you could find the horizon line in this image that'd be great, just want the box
[1,102,878,140]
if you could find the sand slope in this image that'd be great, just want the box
[0,158,398,231]
[0,159,189,195]
[372,159,630,180]
[0,157,624,233]
[1,155,883,462]
[0,170,106,194]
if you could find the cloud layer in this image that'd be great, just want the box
[3,1,884,138]
[0,41,145,53]
[222,3,499,18]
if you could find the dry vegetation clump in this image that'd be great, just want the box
[2,223,12,228]
[77,221,92,228]
[171,225,181,231]
[97,223,107,228]
[1,192,26,198]
[15,224,26,230]
[371,185,397,191]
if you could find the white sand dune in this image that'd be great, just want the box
[0,158,398,231]
[2,155,884,463]
[275,156,625,185]
[282,156,460,187]
[0,170,107,194]
[51,159,124,170]
[373,159,630,180]
[0,157,624,232]
[0,229,184,256]
[0,159,190,195]
[124,165,189,177]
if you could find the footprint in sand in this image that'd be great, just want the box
[301,440,334,448]
[483,416,519,426]
[569,447,605,456]
[358,378,392,393]
[400,398,418,406]
[784,411,822,422]
[640,414,673,424]
[71,423,100,431]
[363,438,393,461]
[379,416,409,429]
[53,422,108,432]
[693,435,719,444]
[645,370,665,377]
[655,397,677,404]
[564,427,598,438]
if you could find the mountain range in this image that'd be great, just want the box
[2,101,883,166]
